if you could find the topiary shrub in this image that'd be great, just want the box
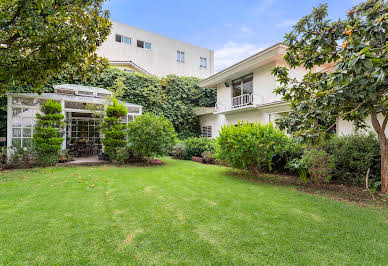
[101,98,128,161]
[322,133,380,187]
[182,137,216,160]
[216,122,291,173]
[33,99,64,166]
[127,113,177,164]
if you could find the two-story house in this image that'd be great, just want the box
[196,43,362,138]
[97,21,214,78]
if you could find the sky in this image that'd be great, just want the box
[103,0,363,72]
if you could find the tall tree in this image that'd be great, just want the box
[0,0,111,94]
[271,0,388,193]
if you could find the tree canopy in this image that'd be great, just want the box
[272,0,388,193]
[0,0,111,94]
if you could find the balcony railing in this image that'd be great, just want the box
[232,93,253,108]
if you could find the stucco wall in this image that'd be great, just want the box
[337,115,388,136]
[97,21,214,78]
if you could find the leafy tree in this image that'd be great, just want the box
[33,99,64,166]
[101,98,127,161]
[127,113,177,164]
[0,0,111,93]
[271,0,388,193]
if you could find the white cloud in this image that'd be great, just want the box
[240,26,252,33]
[214,42,264,72]
[276,19,298,28]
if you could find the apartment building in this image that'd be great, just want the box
[97,21,214,78]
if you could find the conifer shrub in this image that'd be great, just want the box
[33,100,64,166]
[101,98,128,161]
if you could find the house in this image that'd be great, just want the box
[196,43,372,138]
[97,21,214,78]
[7,84,142,157]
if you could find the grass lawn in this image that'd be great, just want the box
[0,158,387,265]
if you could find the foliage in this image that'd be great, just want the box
[32,100,64,166]
[302,148,335,184]
[101,98,127,161]
[171,141,186,160]
[0,0,111,93]
[201,150,216,164]
[287,158,309,184]
[127,113,177,163]
[181,137,216,160]
[271,0,388,193]
[216,122,291,173]
[116,145,136,165]
[7,143,36,168]
[322,134,381,187]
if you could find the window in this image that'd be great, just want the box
[116,34,131,45]
[11,106,37,148]
[232,73,253,107]
[123,36,131,44]
[201,126,212,138]
[144,42,152,50]
[137,40,144,48]
[200,57,207,68]
[177,51,185,63]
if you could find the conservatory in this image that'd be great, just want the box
[7,84,142,157]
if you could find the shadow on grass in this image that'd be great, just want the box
[222,168,388,209]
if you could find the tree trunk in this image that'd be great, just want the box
[380,142,388,194]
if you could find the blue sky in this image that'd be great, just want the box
[103,0,362,71]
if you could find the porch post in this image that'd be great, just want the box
[6,95,12,160]
[61,99,66,150]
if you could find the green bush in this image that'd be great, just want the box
[171,141,186,160]
[302,148,335,184]
[182,137,216,160]
[33,100,64,166]
[101,98,128,161]
[127,113,177,164]
[116,145,137,165]
[216,122,291,173]
[322,134,380,187]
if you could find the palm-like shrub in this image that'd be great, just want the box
[33,99,64,166]
[127,113,177,164]
[101,98,128,161]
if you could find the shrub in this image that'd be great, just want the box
[8,143,37,168]
[33,100,64,166]
[322,133,380,187]
[127,113,177,164]
[101,98,128,161]
[171,141,185,160]
[287,157,308,184]
[201,150,216,164]
[116,145,137,165]
[182,137,216,160]
[216,122,291,173]
[302,148,335,184]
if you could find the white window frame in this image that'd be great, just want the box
[201,126,212,138]
[177,51,185,63]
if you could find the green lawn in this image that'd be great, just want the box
[0,158,387,265]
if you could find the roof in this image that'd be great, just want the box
[109,60,152,75]
[199,43,286,88]
[53,84,111,94]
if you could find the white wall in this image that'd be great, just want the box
[97,21,214,78]
[337,115,388,137]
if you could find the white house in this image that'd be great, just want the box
[196,43,382,138]
[97,21,214,78]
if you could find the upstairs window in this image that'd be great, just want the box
[144,42,152,50]
[200,57,207,68]
[137,40,144,48]
[116,34,131,45]
[177,51,185,63]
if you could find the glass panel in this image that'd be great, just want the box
[12,97,23,105]
[243,76,253,94]
[115,34,122,42]
[12,118,21,127]
[65,101,86,109]
[22,118,32,127]
[23,138,32,147]
[123,36,131,44]
[12,128,21,137]
[12,138,21,148]
[137,40,144,48]
[232,81,242,97]
[22,128,32,137]
[145,42,151,49]
[127,106,139,113]
[12,108,22,117]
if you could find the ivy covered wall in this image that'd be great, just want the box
[0,67,216,139]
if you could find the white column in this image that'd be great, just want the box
[61,100,66,150]
[7,95,12,160]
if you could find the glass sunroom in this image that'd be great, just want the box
[7,84,142,157]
